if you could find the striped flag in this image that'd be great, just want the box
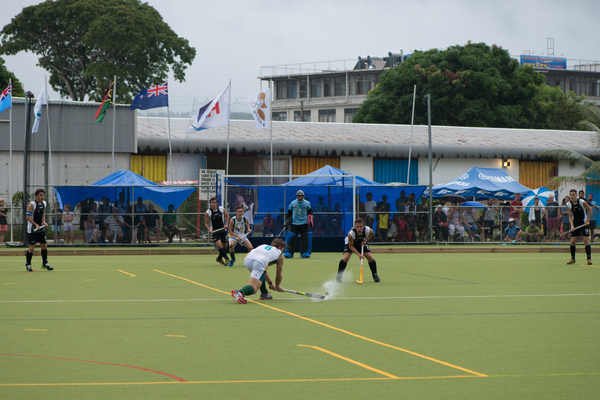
[95,82,114,123]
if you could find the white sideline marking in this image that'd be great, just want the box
[1,293,599,303]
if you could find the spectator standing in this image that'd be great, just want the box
[62,204,75,245]
[587,193,598,242]
[51,201,63,244]
[509,193,524,223]
[545,194,560,242]
[482,198,497,241]
[375,195,391,241]
[243,195,255,237]
[528,197,544,225]
[499,200,511,232]
[416,197,429,242]
[0,198,8,245]
[364,192,376,231]
[162,204,179,243]
[98,196,112,243]
[114,192,128,214]
[395,191,408,213]
[145,203,160,243]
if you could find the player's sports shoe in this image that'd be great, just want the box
[373,273,380,283]
[259,293,273,300]
[229,260,235,267]
[42,263,53,271]
[301,252,310,258]
[26,264,32,272]
[284,252,293,258]
[216,257,223,265]
[566,259,576,265]
[231,290,246,304]
[588,259,593,265]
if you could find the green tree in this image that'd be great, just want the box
[0,56,25,96]
[353,42,582,130]
[0,0,196,102]
[578,102,600,133]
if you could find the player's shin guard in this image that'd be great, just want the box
[230,251,236,261]
[286,231,297,255]
[41,249,48,264]
[26,250,33,265]
[305,231,313,256]
[570,245,576,259]
[240,285,255,296]
[337,260,347,275]
[586,245,592,260]
[259,280,268,295]
[368,259,378,275]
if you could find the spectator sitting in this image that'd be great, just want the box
[145,203,160,243]
[98,196,113,242]
[387,214,399,241]
[133,197,147,243]
[434,205,449,242]
[84,214,99,246]
[504,218,522,242]
[105,208,126,244]
[162,204,178,243]
[274,208,285,236]
[262,214,276,237]
[525,221,543,242]
[482,198,497,241]
[462,207,478,242]
[447,203,465,241]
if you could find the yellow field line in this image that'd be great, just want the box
[118,270,136,277]
[154,269,488,377]
[24,329,47,332]
[298,344,399,378]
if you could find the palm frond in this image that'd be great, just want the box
[547,175,600,187]
[538,149,594,166]
[578,120,600,133]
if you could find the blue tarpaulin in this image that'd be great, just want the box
[55,170,195,211]
[427,167,531,200]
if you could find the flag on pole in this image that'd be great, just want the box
[95,82,114,123]
[32,84,47,133]
[186,85,230,133]
[248,89,271,129]
[0,84,11,116]
[130,82,169,110]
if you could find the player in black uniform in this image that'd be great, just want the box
[25,188,53,272]
[336,218,380,283]
[566,189,592,265]
[204,197,230,265]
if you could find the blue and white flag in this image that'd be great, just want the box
[186,85,230,133]
[0,84,11,116]
[32,84,47,133]
[130,82,169,110]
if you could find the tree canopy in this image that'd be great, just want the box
[353,42,583,130]
[0,0,196,102]
[0,57,24,96]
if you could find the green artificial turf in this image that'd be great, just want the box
[1,252,599,399]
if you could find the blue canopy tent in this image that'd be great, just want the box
[427,167,531,200]
[55,170,195,211]
[257,165,426,235]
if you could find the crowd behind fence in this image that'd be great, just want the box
[1,188,596,246]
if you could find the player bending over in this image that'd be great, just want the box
[337,218,380,283]
[227,206,253,267]
[231,238,286,303]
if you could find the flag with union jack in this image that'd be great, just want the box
[0,83,12,116]
[130,82,169,110]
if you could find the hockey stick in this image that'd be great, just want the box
[33,225,47,233]
[277,226,286,237]
[571,223,587,231]
[356,244,364,284]
[211,227,226,234]
[283,288,328,299]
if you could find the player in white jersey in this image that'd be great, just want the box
[231,238,286,304]
[227,206,253,267]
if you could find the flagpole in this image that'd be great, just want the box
[45,76,54,203]
[8,79,13,243]
[269,81,273,186]
[225,80,231,208]
[111,76,116,173]
[166,80,173,183]
[407,84,416,184]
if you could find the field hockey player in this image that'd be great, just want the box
[227,206,253,267]
[336,218,379,283]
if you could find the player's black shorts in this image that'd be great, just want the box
[571,226,589,237]
[343,243,371,253]
[590,220,597,230]
[212,231,227,243]
[27,231,47,245]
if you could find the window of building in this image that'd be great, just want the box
[299,79,308,98]
[310,78,322,98]
[344,108,359,123]
[272,111,287,121]
[275,79,297,99]
[349,74,370,95]
[318,109,336,122]
[323,76,346,97]
[294,110,311,122]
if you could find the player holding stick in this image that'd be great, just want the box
[231,238,287,303]
[205,197,230,266]
[566,189,592,265]
[25,188,54,272]
[227,206,253,267]
[336,218,380,283]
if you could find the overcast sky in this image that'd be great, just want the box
[1,0,599,114]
